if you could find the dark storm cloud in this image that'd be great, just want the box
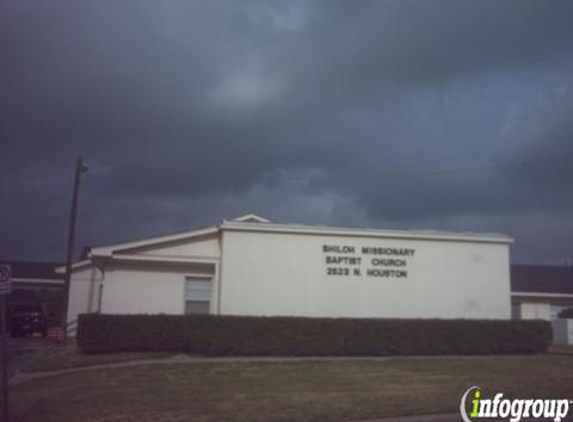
[504,95,573,189]
[1,0,573,263]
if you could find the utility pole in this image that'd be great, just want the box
[61,156,88,340]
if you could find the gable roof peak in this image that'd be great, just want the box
[231,213,272,223]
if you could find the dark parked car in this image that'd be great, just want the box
[10,304,48,337]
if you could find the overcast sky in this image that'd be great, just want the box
[1,0,573,264]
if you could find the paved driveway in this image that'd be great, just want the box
[5,336,51,377]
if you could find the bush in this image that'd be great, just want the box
[558,308,573,319]
[77,314,552,355]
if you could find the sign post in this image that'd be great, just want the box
[0,263,11,422]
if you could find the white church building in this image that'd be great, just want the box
[65,214,513,325]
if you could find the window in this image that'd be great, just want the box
[184,277,211,315]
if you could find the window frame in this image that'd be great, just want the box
[183,274,212,315]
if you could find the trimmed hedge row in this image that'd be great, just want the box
[77,313,552,355]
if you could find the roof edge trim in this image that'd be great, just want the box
[511,291,573,298]
[90,226,219,256]
[220,221,513,244]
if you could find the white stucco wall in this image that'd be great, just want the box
[100,262,216,315]
[219,229,511,319]
[553,319,573,345]
[67,265,101,323]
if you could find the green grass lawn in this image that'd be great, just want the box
[11,355,573,422]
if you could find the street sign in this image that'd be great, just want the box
[0,264,10,295]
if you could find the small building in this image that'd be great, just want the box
[511,264,573,345]
[0,260,65,324]
[64,214,513,325]
[511,264,573,321]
